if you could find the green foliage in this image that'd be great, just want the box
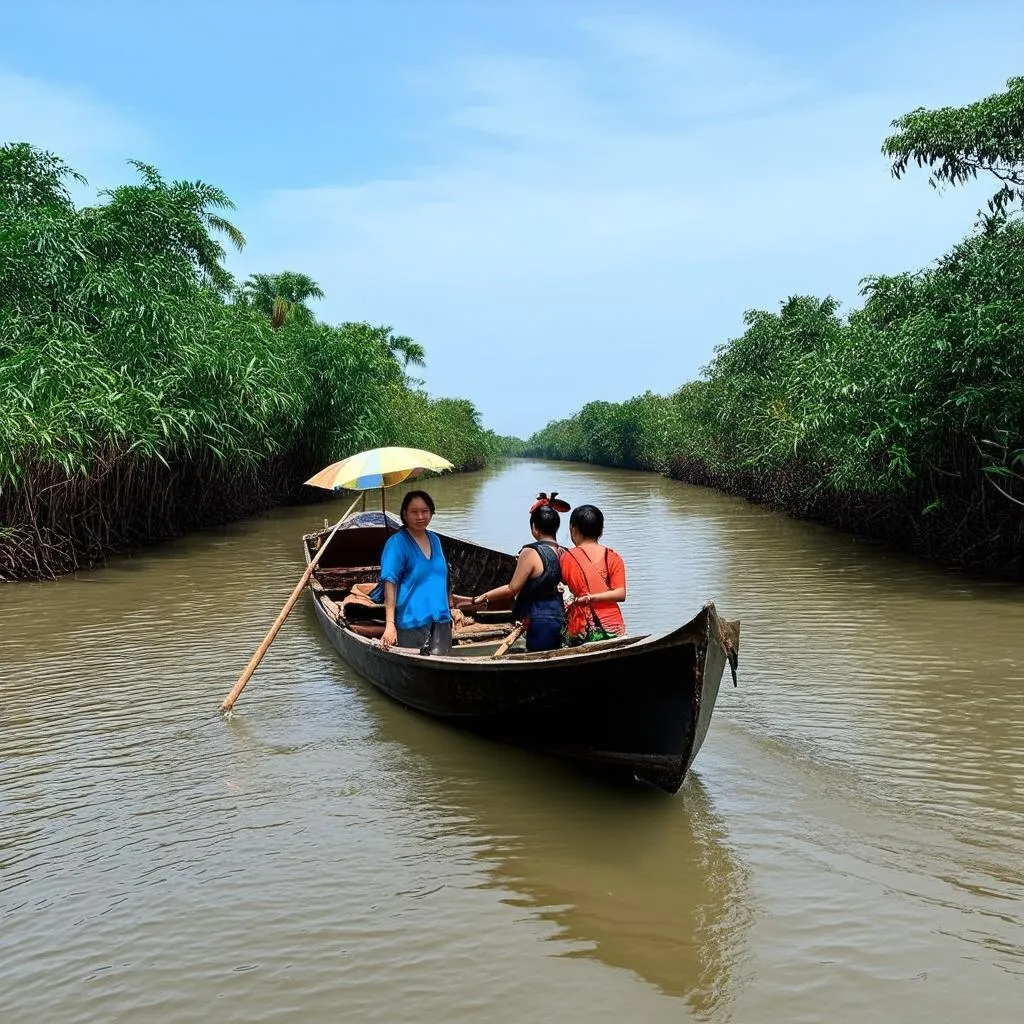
[486,432,527,458]
[0,143,498,513]
[238,271,325,329]
[883,76,1024,215]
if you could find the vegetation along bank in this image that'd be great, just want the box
[0,143,517,581]
[526,80,1024,578]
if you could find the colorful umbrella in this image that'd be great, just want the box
[304,446,454,492]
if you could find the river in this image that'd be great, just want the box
[2,458,1022,1022]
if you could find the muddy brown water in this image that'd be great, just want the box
[2,459,1022,1022]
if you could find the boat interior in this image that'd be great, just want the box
[305,512,524,652]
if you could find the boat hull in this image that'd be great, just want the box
[311,590,737,793]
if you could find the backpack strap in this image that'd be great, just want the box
[567,548,608,632]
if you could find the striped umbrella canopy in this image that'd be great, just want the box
[304,446,454,492]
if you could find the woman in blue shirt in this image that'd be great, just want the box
[378,490,454,654]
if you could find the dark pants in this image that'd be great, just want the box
[525,615,563,652]
[397,620,452,655]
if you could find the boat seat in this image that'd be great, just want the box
[473,608,514,624]
[316,565,382,590]
[338,581,515,632]
[452,621,515,644]
[347,622,385,639]
[345,620,512,645]
[449,592,515,624]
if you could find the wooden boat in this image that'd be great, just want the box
[304,511,740,793]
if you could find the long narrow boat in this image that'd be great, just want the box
[304,511,740,793]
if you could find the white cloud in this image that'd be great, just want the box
[577,15,812,120]
[232,14,1013,435]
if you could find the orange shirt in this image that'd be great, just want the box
[560,546,626,637]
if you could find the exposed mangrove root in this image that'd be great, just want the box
[0,448,491,582]
[0,449,330,582]
[666,443,1024,580]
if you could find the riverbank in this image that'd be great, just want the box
[0,143,512,581]
[525,269,1024,580]
[526,256,1024,578]
[0,450,493,582]
[664,452,1023,579]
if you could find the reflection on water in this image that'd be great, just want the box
[366,694,754,1016]
[1,458,1023,1022]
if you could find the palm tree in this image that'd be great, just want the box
[239,271,325,329]
[387,333,426,368]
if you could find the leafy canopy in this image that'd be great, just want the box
[883,76,1024,215]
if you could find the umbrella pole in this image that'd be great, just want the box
[381,487,388,532]
[220,492,362,713]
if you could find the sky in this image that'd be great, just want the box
[2,1,1022,436]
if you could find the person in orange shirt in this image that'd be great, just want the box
[560,504,627,644]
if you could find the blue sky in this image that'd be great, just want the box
[3,1,1022,435]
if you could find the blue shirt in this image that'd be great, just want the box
[378,529,451,630]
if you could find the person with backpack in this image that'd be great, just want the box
[560,504,627,644]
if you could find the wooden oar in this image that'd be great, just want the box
[220,493,363,713]
[491,621,527,659]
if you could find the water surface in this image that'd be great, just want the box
[2,459,1022,1022]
